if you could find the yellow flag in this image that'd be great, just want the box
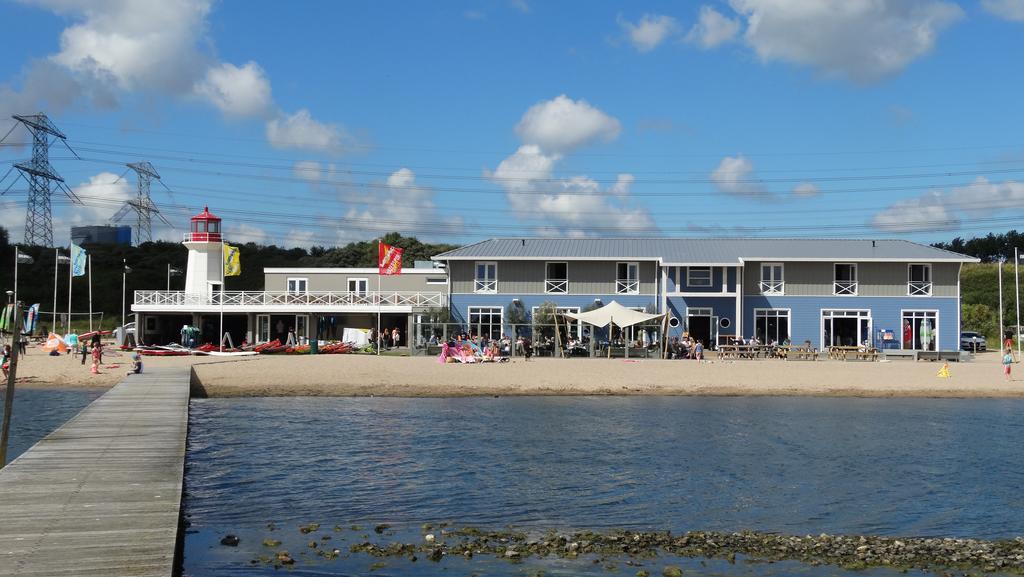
[223,244,241,276]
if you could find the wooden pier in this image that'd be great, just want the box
[0,367,191,577]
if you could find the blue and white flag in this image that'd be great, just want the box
[71,244,87,277]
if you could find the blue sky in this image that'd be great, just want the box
[1,0,1023,248]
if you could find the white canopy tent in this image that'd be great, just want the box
[562,300,666,358]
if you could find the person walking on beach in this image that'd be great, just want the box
[391,327,400,349]
[694,340,704,361]
[91,341,103,367]
[1003,347,1014,381]
[1,344,10,379]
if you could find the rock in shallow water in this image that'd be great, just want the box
[219,534,240,546]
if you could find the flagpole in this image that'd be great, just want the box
[167,263,170,291]
[88,254,93,333]
[52,248,58,334]
[219,240,225,352]
[67,247,73,335]
[378,240,382,356]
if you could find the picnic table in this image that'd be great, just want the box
[718,344,775,359]
[780,345,818,361]
[828,345,879,361]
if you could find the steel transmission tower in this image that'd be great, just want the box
[10,114,74,246]
[128,162,160,244]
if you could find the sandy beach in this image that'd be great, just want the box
[5,346,1023,398]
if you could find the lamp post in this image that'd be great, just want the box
[121,260,132,341]
[998,256,1005,350]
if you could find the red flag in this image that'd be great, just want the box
[378,242,403,275]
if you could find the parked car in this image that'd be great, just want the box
[960,332,987,351]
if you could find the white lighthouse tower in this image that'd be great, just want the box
[183,206,224,299]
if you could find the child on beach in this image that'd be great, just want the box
[126,353,143,376]
[694,340,704,361]
[1003,348,1014,381]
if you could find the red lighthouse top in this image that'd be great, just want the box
[187,205,222,242]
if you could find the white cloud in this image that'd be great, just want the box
[710,155,768,197]
[193,61,273,118]
[266,109,350,153]
[39,0,212,92]
[618,13,679,52]
[514,95,621,155]
[729,0,964,83]
[510,0,530,14]
[792,182,820,197]
[338,167,460,243]
[872,177,1024,233]
[292,160,323,183]
[686,5,740,49]
[983,0,1024,21]
[235,223,270,245]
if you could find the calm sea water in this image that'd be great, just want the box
[0,387,104,463]
[183,396,1024,576]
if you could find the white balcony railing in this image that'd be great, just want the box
[545,279,568,293]
[616,279,639,294]
[759,280,784,295]
[474,279,497,293]
[908,281,932,296]
[833,280,858,295]
[134,290,444,308]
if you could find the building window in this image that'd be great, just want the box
[287,277,308,294]
[475,262,497,293]
[687,266,712,287]
[902,310,937,351]
[833,263,858,295]
[822,310,871,348]
[759,263,784,294]
[348,278,368,295]
[755,309,790,345]
[468,306,503,339]
[908,264,932,296]
[617,262,639,294]
[256,314,271,343]
[545,262,568,293]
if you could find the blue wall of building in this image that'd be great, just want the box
[742,295,960,350]
[665,296,738,339]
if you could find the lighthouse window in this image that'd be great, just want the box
[209,221,220,233]
[194,220,206,233]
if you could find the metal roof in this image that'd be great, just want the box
[432,238,978,263]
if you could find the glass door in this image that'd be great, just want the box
[295,315,309,344]
[256,314,270,343]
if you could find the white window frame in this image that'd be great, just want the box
[754,308,791,344]
[759,263,785,295]
[901,309,939,351]
[821,309,872,349]
[286,277,308,294]
[474,261,498,294]
[545,261,569,294]
[347,277,368,295]
[616,261,640,294]
[256,314,271,343]
[833,263,858,296]
[908,263,932,296]
[467,305,503,338]
[687,266,713,288]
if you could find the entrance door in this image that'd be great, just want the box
[295,315,309,344]
[256,314,270,343]
[822,310,872,349]
[686,308,713,348]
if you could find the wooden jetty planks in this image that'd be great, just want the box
[0,367,191,577]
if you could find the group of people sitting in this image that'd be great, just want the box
[437,338,511,363]
[666,336,706,360]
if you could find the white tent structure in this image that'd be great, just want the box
[563,300,666,358]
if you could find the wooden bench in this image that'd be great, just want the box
[783,346,819,361]
[883,349,917,361]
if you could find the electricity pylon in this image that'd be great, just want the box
[111,161,171,245]
[7,114,78,246]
